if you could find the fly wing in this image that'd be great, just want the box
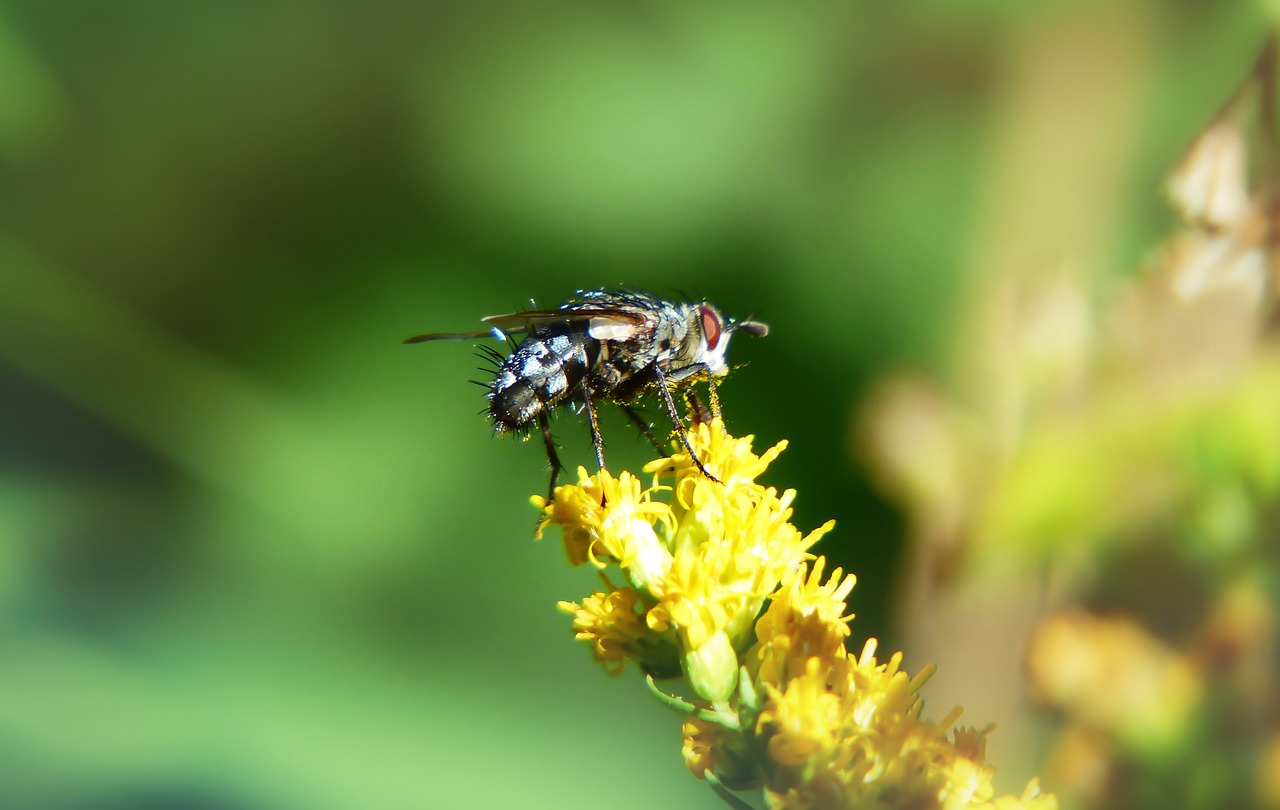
[403,329,511,344]
[404,314,548,343]
[483,307,649,342]
[406,304,651,345]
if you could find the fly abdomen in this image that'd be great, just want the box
[488,331,589,430]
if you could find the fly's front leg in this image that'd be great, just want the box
[687,381,731,428]
[662,363,722,430]
[685,378,725,432]
[652,364,719,483]
[706,376,723,426]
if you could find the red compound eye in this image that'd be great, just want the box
[699,306,722,351]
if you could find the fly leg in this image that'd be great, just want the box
[684,377,725,431]
[620,403,667,456]
[684,390,710,426]
[537,412,563,504]
[652,364,720,483]
[582,387,607,470]
[581,389,612,509]
[706,376,723,425]
[688,382,731,427]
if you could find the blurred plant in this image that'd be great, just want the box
[861,38,1280,810]
[535,420,1056,809]
[0,8,65,162]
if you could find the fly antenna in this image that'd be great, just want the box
[730,315,769,337]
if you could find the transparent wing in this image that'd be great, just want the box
[402,329,511,344]
[405,305,650,345]
[481,307,647,332]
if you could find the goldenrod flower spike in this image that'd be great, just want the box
[536,421,1055,809]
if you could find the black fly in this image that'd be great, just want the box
[404,290,767,499]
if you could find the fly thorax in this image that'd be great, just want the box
[651,307,698,368]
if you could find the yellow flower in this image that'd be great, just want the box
[676,555,1057,809]
[538,420,829,700]
[645,419,788,494]
[682,716,718,778]
[682,716,757,790]
[534,467,674,588]
[752,556,856,687]
[557,586,678,676]
[745,562,1055,809]
[757,656,845,769]
[536,421,1056,809]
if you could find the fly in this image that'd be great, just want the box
[404,290,768,499]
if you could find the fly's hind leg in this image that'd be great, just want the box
[652,364,720,483]
[537,412,563,505]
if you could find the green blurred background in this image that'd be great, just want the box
[0,2,1267,808]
